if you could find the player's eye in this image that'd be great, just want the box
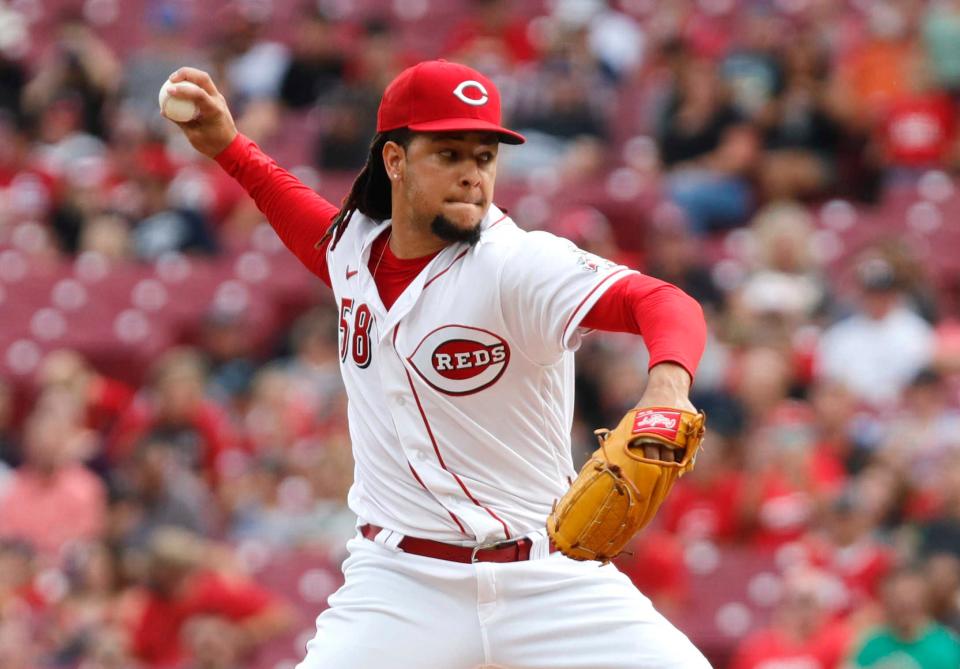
[478,152,494,163]
[439,149,456,160]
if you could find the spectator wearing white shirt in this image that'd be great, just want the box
[816,257,934,408]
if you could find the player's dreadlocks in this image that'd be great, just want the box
[319,128,414,250]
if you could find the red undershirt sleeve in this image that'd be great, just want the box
[215,133,339,287]
[581,272,707,381]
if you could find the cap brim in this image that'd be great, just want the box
[406,118,525,145]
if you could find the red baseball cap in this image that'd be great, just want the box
[377,60,525,145]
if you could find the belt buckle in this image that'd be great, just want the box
[470,538,513,563]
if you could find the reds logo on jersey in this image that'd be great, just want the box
[408,325,509,395]
[632,409,681,440]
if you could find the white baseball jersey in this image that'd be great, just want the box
[328,204,635,545]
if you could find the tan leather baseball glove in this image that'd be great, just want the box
[547,407,706,562]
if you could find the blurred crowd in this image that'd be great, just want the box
[2,0,960,667]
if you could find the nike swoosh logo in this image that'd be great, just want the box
[346,267,358,279]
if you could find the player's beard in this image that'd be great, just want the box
[431,214,482,246]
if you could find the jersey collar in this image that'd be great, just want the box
[475,204,507,248]
[357,205,507,341]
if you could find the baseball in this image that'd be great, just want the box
[158,79,201,123]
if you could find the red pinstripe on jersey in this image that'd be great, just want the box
[395,324,512,540]
[394,325,470,538]
[487,212,508,229]
[402,366,512,539]
[560,268,632,344]
[422,213,507,289]
[423,248,469,289]
[407,462,467,534]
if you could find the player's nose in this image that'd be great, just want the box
[458,162,483,188]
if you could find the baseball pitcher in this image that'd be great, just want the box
[166,59,711,668]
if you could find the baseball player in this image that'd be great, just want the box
[166,59,711,668]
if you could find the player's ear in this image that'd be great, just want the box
[382,141,405,182]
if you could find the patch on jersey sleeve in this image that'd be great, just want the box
[573,249,616,273]
[632,409,682,440]
[407,325,510,395]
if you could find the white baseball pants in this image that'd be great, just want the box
[295,532,712,669]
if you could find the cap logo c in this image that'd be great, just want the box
[453,80,489,106]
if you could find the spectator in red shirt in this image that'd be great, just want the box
[442,0,537,69]
[740,401,846,551]
[110,348,239,482]
[872,52,958,177]
[130,527,292,668]
[0,113,59,229]
[659,432,745,543]
[809,379,867,475]
[799,490,895,614]
[878,90,957,172]
[241,366,316,456]
[0,539,44,614]
[616,530,690,619]
[176,615,245,669]
[38,349,134,438]
[731,568,853,669]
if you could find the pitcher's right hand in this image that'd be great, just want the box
[163,68,238,159]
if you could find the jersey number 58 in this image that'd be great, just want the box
[339,298,373,368]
